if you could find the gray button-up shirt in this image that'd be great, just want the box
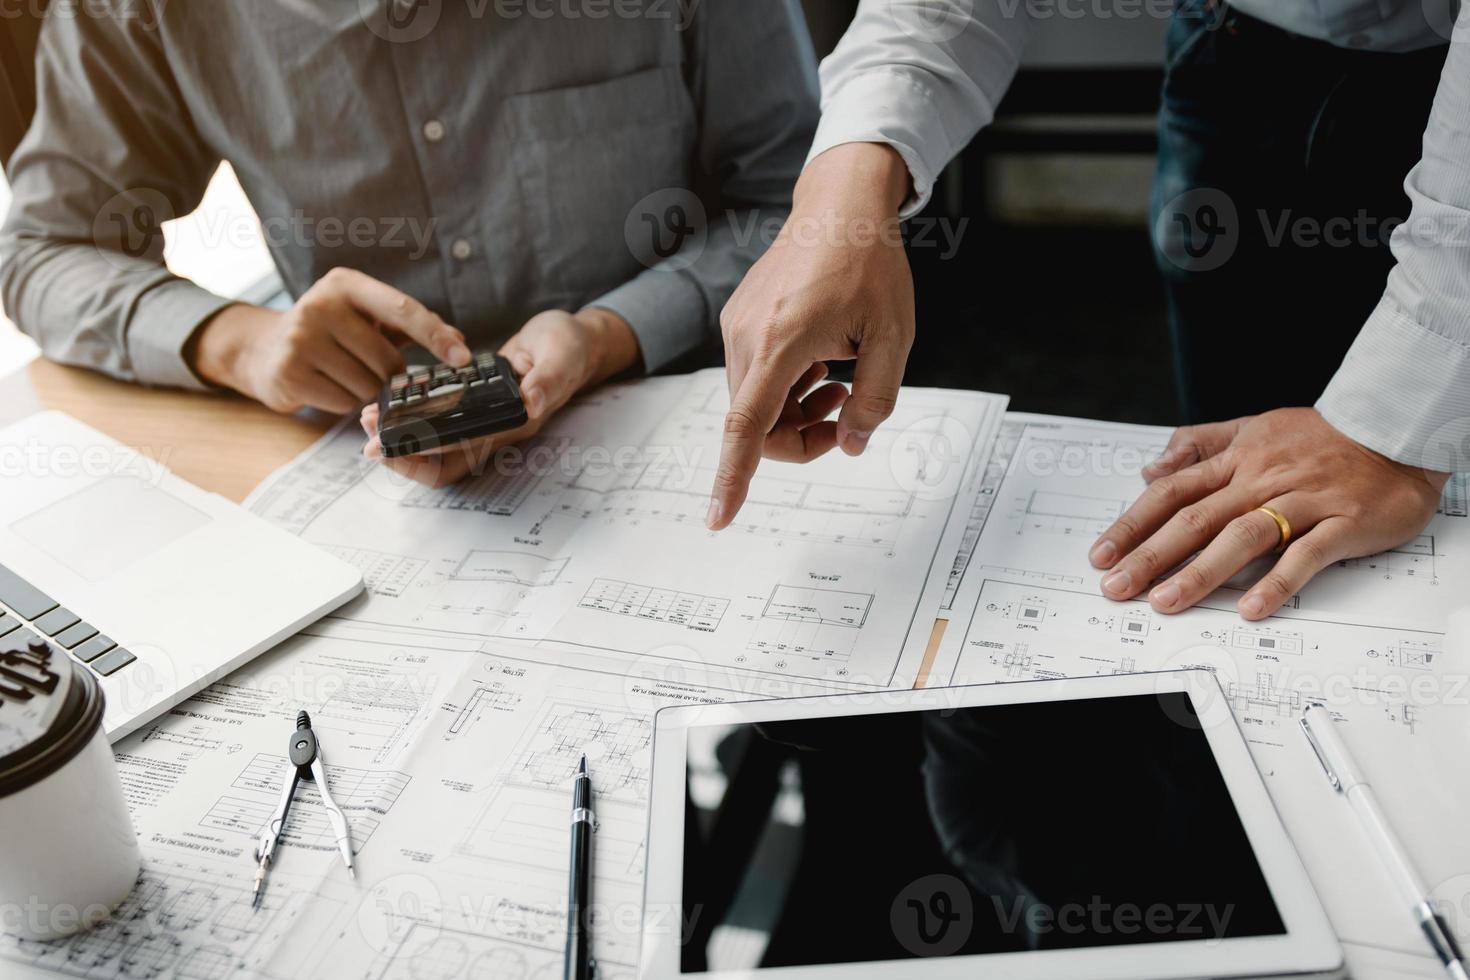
[0,0,818,389]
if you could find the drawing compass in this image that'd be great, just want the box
[252,710,355,908]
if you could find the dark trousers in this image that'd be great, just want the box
[1151,1,1448,423]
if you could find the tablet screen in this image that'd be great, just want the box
[680,692,1285,972]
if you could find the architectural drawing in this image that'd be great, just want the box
[946,413,1470,639]
[452,551,568,587]
[240,371,1007,690]
[577,579,728,632]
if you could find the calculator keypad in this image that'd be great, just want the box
[388,355,502,407]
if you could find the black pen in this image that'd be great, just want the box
[565,755,596,980]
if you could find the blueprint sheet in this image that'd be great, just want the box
[936,412,1470,976]
[247,370,1006,692]
[0,634,834,980]
[0,371,1005,980]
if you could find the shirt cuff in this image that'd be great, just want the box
[1317,297,1470,473]
[583,269,708,374]
[805,69,956,219]
[125,278,238,391]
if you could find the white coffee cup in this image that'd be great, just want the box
[0,632,141,941]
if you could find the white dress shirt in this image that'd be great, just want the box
[808,0,1470,473]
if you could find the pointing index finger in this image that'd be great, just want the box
[329,268,470,366]
[707,356,803,531]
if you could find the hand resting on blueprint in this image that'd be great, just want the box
[359,308,641,488]
[1087,408,1449,620]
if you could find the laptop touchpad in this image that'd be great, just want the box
[12,475,213,583]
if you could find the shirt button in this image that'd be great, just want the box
[422,119,446,143]
[451,238,474,261]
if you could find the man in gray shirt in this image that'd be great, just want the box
[0,0,817,484]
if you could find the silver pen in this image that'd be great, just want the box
[1301,704,1467,980]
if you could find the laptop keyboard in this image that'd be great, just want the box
[0,562,136,677]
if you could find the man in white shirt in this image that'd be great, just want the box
[706,0,1468,621]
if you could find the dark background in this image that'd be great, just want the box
[798,0,1179,427]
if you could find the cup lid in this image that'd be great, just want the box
[0,632,103,797]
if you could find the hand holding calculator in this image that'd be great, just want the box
[375,352,528,458]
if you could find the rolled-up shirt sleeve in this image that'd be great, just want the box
[1317,9,1470,474]
[0,7,226,390]
[585,0,819,372]
[806,0,1031,217]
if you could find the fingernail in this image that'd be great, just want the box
[844,430,871,455]
[1089,540,1117,568]
[1240,594,1265,618]
[363,439,382,459]
[1101,570,1132,596]
[705,499,722,530]
[1151,581,1181,609]
[447,342,471,366]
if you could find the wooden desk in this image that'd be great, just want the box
[6,358,331,504]
[6,357,951,683]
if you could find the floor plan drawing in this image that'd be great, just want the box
[318,649,841,980]
[577,578,729,632]
[1021,489,1128,536]
[446,684,524,735]
[398,437,566,518]
[743,585,875,663]
[944,413,1470,636]
[941,418,1023,615]
[244,371,1008,690]
[1440,471,1467,517]
[453,551,568,587]
[324,547,428,598]
[0,857,326,980]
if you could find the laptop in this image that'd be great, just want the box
[0,410,363,741]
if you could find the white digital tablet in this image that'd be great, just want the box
[641,671,1343,980]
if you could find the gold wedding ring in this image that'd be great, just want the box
[1256,506,1292,554]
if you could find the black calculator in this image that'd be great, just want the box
[376,352,529,458]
